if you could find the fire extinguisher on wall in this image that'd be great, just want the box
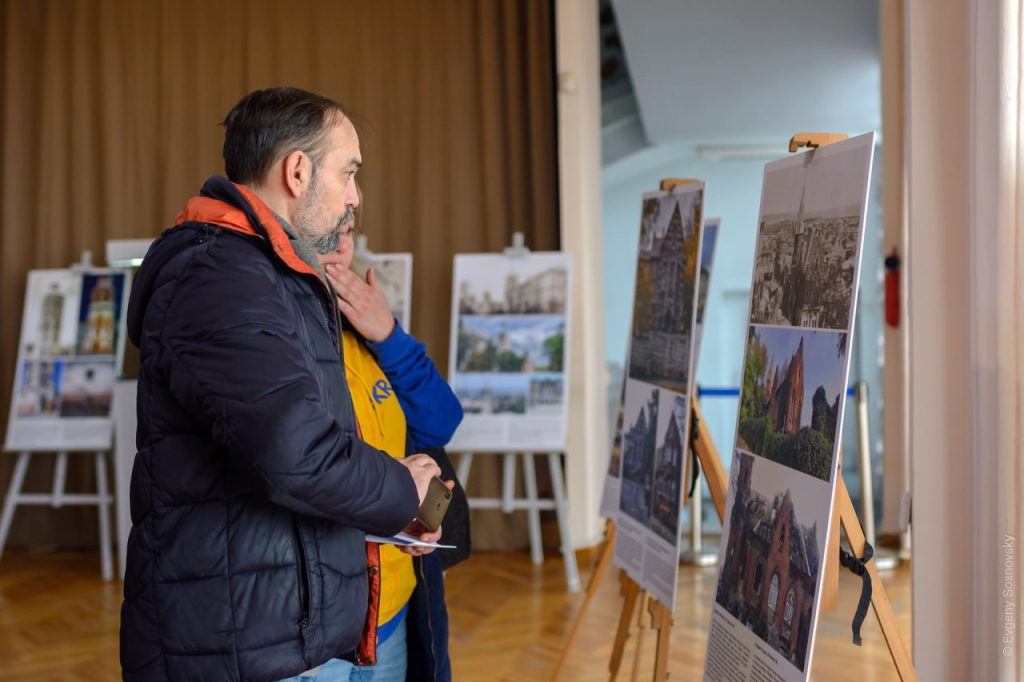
[885,249,900,327]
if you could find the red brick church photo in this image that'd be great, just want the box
[715,451,823,672]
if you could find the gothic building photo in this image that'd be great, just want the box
[628,189,703,392]
[606,397,625,480]
[716,451,826,673]
[619,381,659,525]
[650,393,688,543]
[737,326,847,481]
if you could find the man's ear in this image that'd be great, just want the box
[282,150,311,199]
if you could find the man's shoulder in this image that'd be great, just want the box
[143,222,293,316]
[156,222,280,284]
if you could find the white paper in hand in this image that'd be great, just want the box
[365,532,456,549]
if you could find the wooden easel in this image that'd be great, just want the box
[605,395,724,682]
[552,138,918,681]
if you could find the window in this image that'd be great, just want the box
[784,587,796,627]
[768,572,780,617]
[753,560,764,594]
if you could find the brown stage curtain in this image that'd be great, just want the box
[0,0,558,548]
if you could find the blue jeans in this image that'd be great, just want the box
[278,614,408,682]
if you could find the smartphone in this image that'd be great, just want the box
[415,477,452,533]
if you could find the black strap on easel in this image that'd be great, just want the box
[839,541,875,646]
[687,405,702,498]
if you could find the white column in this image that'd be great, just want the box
[967,1,1023,679]
[555,0,608,548]
[907,0,1024,679]
[906,1,973,679]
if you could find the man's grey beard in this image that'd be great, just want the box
[294,167,354,255]
[310,207,354,255]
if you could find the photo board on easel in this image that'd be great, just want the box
[703,132,875,681]
[611,182,706,610]
[5,268,131,452]
[446,251,572,452]
[599,215,721,520]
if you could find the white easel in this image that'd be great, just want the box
[0,448,114,580]
[0,251,115,581]
[453,232,580,592]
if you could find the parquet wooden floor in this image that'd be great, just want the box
[0,547,910,681]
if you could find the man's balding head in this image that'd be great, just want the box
[222,87,346,187]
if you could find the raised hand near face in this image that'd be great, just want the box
[324,264,396,343]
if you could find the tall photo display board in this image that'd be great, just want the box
[612,184,706,610]
[600,215,720,520]
[702,133,875,682]
[447,252,572,452]
[5,268,130,451]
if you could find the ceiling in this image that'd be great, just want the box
[604,0,881,164]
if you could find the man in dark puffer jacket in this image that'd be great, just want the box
[120,88,444,682]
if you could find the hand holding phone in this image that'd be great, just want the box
[400,454,443,506]
[415,476,453,533]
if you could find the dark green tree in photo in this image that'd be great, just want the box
[543,324,565,372]
[496,350,524,372]
[810,386,832,433]
[787,427,832,481]
[741,331,769,419]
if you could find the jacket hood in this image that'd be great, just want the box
[126,176,320,346]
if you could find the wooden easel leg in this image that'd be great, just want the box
[836,478,917,681]
[629,594,649,681]
[691,400,728,521]
[551,522,617,680]
[821,492,842,613]
[648,599,673,680]
[609,571,642,680]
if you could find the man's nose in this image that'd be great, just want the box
[346,179,360,208]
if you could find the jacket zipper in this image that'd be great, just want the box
[416,558,438,680]
[294,516,311,643]
[325,279,343,358]
[195,223,218,243]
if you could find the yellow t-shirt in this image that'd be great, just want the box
[341,331,417,629]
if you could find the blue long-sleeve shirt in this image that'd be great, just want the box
[366,321,463,450]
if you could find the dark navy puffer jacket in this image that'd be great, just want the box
[120,177,419,682]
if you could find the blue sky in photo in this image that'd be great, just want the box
[623,378,659,434]
[741,450,829,562]
[655,392,688,447]
[460,314,565,366]
[700,220,719,267]
[752,326,847,427]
